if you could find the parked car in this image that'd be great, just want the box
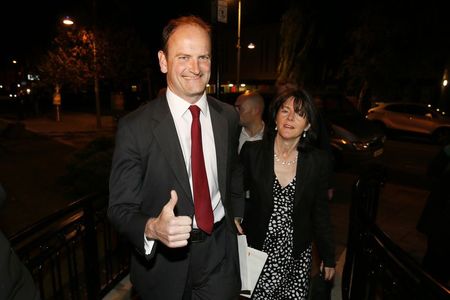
[366,102,450,144]
[314,92,386,168]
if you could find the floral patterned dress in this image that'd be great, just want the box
[252,177,312,300]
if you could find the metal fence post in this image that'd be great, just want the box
[83,198,100,299]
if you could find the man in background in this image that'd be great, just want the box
[235,91,265,153]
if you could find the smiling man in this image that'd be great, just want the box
[108,16,244,300]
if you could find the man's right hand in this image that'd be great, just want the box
[145,190,192,248]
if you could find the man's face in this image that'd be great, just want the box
[158,24,211,104]
[235,97,253,127]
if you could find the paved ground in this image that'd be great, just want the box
[0,112,430,299]
[0,112,115,236]
[101,175,429,300]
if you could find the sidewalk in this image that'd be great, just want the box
[14,112,116,149]
[0,112,116,236]
[103,182,428,300]
[102,252,348,300]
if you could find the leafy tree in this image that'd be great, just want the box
[277,1,450,109]
[341,2,450,105]
[276,1,353,91]
[101,28,151,93]
[36,26,151,102]
[37,28,100,92]
[277,4,315,89]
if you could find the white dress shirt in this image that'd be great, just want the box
[238,123,265,153]
[145,88,224,254]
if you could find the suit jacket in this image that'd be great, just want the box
[0,183,39,300]
[0,231,40,300]
[108,95,244,298]
[240,137,336,267]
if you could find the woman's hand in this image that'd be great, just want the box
[320,261,336,281]
[234,218,244,235]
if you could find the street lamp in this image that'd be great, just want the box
[62,16,102,129]
[62,16,74,26]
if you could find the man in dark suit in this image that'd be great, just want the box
[108,16,244,299]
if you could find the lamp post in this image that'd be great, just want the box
[92,37,101,129]
[236,0,242,90]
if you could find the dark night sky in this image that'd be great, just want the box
[0,0,290,67]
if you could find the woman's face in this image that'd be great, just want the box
[275,97,310,141]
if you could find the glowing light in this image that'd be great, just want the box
[443,79,448,87]
[62,16,74,26]
[247,43,255,49]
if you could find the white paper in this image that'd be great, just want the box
[238,235,268,298]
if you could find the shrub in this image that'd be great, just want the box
[60,136,114,196]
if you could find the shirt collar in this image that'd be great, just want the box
[166,88,209,119]
[242,122,265,138]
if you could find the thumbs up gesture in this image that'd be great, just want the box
[145,190,192,248]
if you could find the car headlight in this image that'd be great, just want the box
[352,141,370,151]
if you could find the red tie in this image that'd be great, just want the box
[189,105,214,234]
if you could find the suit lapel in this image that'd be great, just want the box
[152,97,192,204]
[295,151,312,206]
[263,139,275,207]
[209,99,228,200]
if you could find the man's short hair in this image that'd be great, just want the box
[237,92,265,115]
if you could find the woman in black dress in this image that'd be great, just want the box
[238,88,336,299]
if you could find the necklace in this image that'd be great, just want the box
[274,152,298,166]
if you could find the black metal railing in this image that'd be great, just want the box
[341,165,450,300]
[10,193,129,300]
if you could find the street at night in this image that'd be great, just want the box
[1,0,449,299]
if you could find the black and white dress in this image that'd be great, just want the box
[252,176,312,300]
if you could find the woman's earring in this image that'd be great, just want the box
[303,124,310,138]
[275,125,278,131]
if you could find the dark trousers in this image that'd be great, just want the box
[182,221,241,300]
